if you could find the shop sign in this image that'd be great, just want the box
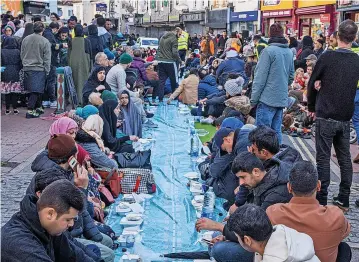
[230,11,258,22]
[262,9,292,18]
[298,0,335,9]
[320,14,330,24]
[151,12,168,22]
[261,0,293,11]
[169,9,180,22]
[338,0,359,7]
[96,3,107,12]
[143,13,151,23]
[182,13,204,21]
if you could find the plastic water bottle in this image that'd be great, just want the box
[126,234,135,248]
[190,128,199,157]
[201,187,215,219]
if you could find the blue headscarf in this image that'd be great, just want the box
[76,105,99,119]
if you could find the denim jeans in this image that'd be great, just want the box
[337,242,352,262]
[255,102,283,144]
[208,232,254,262]
[315,118,353,205]
[76,233,115,262]
[352,89,359,145]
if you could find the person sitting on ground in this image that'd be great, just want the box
[196,151,293,262]
[207,125,255,201]
[93,52,109,69]
[82,66,111,105]
[224,32,241,53]
[104,48,115,67]
[99,99,138,154]
[76,114,118,169]
[130,49,148,85]
[295,35,314,71]
[89,92,104,107]
[216,49,245,83]
[227,204,320,262]
[118,90,142,138]
[75,104,99,120]
[267,160,351,262]
[101,89,118,102]
[198,68,219,100]
[1,179,89,262]
[167,68,200,105]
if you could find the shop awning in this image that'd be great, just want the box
[295,5,332,15]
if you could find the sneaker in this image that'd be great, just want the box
[26,110,40,119]
[333,198,349,212]
[146,111,154,118]
[200,117,214,125]
[36,107,45,115]
[5,110,11,115]
[50,101,57,109]
[42,101,50,108]
[13,109,19,115]
[143,119,158,128]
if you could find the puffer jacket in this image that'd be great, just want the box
[208,125,255,201]
[170,74,199,105]
[225,95,251,115]
[1,48,21,83]
[130,57,148,83]
[28,151,103,243]
[76,129,118,169]
[198,75,219,100]
[216,57,245,79]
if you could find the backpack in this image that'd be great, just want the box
[231,39,241,52]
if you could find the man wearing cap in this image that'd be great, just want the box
[208,124,256,201]
[251,23,294,144]
[216,49,245,83]
[305,54,318,68]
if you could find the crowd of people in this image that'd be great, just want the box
[1,9,359,262]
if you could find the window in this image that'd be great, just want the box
[58,8,63,17]
[68,9,73,17]
[141,39,159,46]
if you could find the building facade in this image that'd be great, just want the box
[337,0,359,24]
[230,0,259,35]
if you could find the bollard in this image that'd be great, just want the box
[55,67,65,114]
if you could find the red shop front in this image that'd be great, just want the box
[295,5,336,38]
[262,9,296,36]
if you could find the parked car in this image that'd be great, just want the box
[137,37,159,49]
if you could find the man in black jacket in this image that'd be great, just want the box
[307,19,359,211]
[42,22,62,109]
[1,180,85,261]
[217,31,227,50]
[196,152,292,262]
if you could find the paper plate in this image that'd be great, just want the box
[196,129,209,137]
[184,172,199,179]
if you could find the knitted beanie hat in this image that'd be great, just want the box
[214,127,234,148]
[48,134,77,160]
[302,35,314,47]
[101,90,118,102]
[119,53,133,64]
[269,23,284,38]
[75,105,99,120]
[224,77,244,96]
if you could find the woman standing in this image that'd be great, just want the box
[86,25,104,64]
[1,21,15,42]
[118,90,142,138]
[1,37,22,114]
[99,99,138,153]
[82,66,111,105]
[68,24,92,105]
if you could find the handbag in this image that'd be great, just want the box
[198,158,211,181]
[98,184,115,206]
[116,150,152,170]
[118,168,156,194]
[96,167,121,198]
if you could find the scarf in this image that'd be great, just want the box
[268,36,288,45]
[82,115,105,152]
[49,117,78,136]
[119,90,142,138]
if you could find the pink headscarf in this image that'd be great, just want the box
[49,117,78,136]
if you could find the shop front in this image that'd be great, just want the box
[296,0,336,38]
[260,0,295,37]
[206,8,229,34]
[230,11,259,34]
[182,12,205,35]
[337,0,359,24]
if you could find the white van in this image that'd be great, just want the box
[137,37,159,49]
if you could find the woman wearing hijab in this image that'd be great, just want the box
[118,90,142,138]
[99,99,138,153]
[68,24,92,105]
[82,66,111,105]
[75,105,99,120]
[18,23,34,47]
[86,24,104,64]
[76,114,118,169]
[1,37,22,115]
[49,117,79,139]
[1,21,15,42]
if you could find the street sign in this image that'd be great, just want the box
[96,3,107,12]
[320,14,330,24]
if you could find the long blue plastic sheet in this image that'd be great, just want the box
[105,104,226,261]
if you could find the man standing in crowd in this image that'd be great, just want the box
[190,33,200,51]
[217,31,227,50]
[97,17,112,49]
[156,27,183,103]
[253,34,268,58]
[67,16,77,38]
[307,19,359,211]
[178,27,189,78]
[42,22,62,109]
[21,21,51,119]
[251,23,294,144]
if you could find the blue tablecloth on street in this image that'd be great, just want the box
[105,103,226,261]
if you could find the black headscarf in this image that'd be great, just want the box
[87,24,98,36]
[99,99,118,137]
[289,37,298,49]
[74,24,84,37]
[3,36,18,49]
[82,66,110,105]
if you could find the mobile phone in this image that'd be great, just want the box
[68,156,78,171]
[201,239,213,245]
